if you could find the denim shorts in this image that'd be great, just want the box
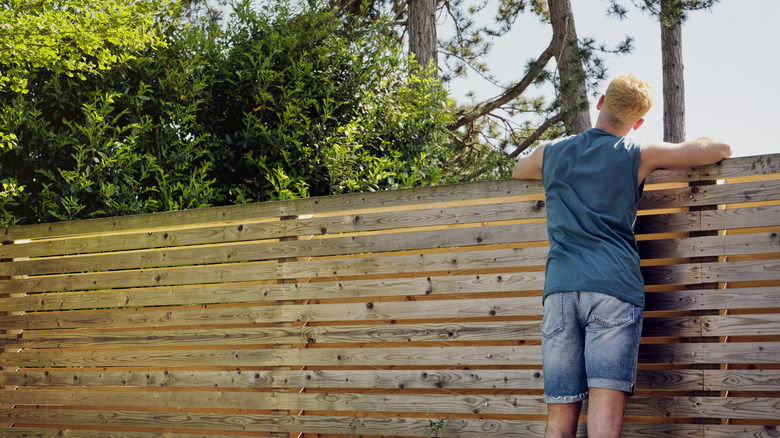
[542,291,644,404]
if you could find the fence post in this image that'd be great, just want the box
[0,239,27,427]
[272,215,300,438]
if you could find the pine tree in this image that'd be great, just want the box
[609,0,720,142]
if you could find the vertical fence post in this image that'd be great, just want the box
[688,178,722,427]
[0,239,27,427]
[272,215,300,438]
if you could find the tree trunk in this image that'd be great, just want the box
[548,0,591,135]
[408,0,438,79]
[661,0,686,143]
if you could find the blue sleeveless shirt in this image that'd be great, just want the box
[541,129,646,308]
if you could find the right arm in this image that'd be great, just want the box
[638,137,732,184]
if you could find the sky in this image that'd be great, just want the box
[444,0,779,158]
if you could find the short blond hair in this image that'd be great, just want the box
[601,74,654,127]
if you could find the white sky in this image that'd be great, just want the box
[444,0,779,158]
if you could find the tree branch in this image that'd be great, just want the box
[507,112,565,158]
[447,39,555,131]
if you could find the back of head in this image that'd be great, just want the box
[601,74,654,128]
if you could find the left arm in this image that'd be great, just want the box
[512,143,547,180]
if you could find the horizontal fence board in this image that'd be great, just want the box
[643,314,780,337]
[636,205,780,235]
[639,179,780,210]
[0,321,541,349]
[0,345,542,368]
[702,259,780,283]
[11,368,762,392]
[638,232,780,260]
[4,342,780,369]
[703,370,780,391]
[645,287,780,312]
[0,246,550,294]
[0,222,550,277]
[0,296,542,331]
[0,179,547,241]
[1,389,551,415]
[639,342,780,365]
[14,310,772,354]
[627,396,780,420]
[0,272,544,313]
[0,200,549,260]
[7,390,778,420]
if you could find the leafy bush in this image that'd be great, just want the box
[0,0,453,226]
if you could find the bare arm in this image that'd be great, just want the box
[512,143,547,180]
[638,137,732,184]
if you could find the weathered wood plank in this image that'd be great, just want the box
[0,246,550,294]
[0,409,714,437]
[703,370,780,391]
[703,425,780,438]
[0,321,542,349]
[642,314,780,338]
[636,205,780,235]
[638,232,780,260]
[0,222,549,277]
[628,396,780,420]
[0,272,544,312]
[0,200,549,260]
[639,342,780,365]
[0,345,543,368]
[1,389,551,415]
[639,179,780,210]
[0,179,546,241]
[642,263,701,286]
[702,259,780,283]
[1,368,723,391]
[645,287,780,312]
[0,296,542,330]
[0,369,546,390]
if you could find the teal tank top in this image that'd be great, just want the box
[541,128,646,307]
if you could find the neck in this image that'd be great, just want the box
[594,115,632,137]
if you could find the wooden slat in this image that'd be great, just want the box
[0,246,550,294]
[0,179,546,241]
[9,390,777,420]
[2,389,551,415]
[639,179,780,210]
[0,408,721,437]
[0,272,544,313]
[0,321,542,349]
[0,222,549,277]
[0,345,543,368]
[702,259,780,283]
[0,200,548,260]
[643,314,780,338]
[0,296,542,331]
[627,396,780,420]
[9,368,751,392]
[703,370,780,391]
[636,205,780,235]
[5,342,779,369]
[638,232,780,260]
[645,287,780,312]
[639,342,780,365]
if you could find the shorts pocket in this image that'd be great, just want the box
[542,293,564,338]
[587,293,636,328]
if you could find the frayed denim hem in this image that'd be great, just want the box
[544,390,589,404]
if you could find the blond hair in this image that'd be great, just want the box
[601,74,654,128]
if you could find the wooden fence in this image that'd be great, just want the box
[0,153,778,437]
